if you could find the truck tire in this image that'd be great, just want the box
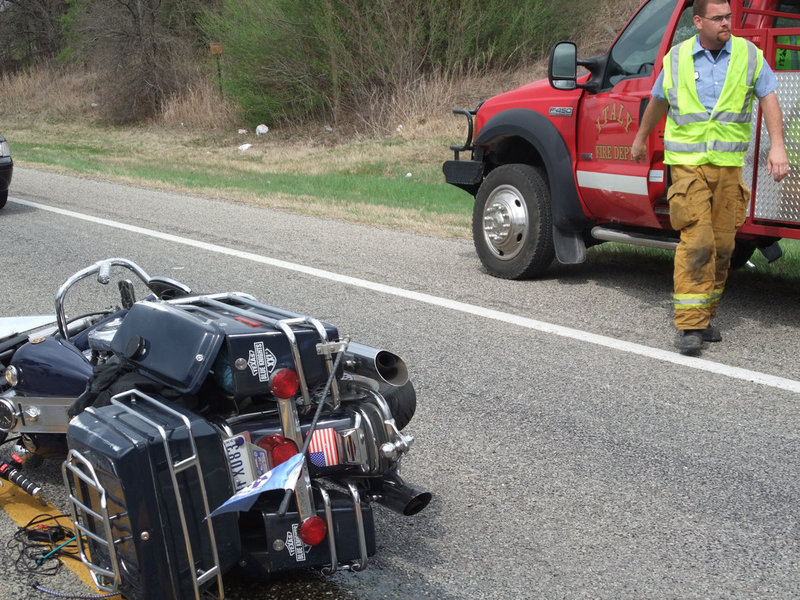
[473,164,555,279]
[0,191,7,209]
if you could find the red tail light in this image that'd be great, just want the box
[298,516,327,546]
[270,368,299,399]
[257,434,299,468]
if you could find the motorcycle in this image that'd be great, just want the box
[0,258,430,600]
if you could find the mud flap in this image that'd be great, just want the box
[553,225,586,264]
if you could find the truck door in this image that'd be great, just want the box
[576,0,693,229]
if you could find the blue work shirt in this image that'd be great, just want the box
[652,36,778,110]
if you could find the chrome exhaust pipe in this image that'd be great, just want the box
[374,474,432,516]
[344,342,408,387]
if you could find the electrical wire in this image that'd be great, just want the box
[7,513,79,578]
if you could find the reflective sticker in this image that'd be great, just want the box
[286,524,307,562]
[248,341,277,382]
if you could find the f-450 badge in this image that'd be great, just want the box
[248,341,277,382]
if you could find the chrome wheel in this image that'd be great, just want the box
[481,184,529,261]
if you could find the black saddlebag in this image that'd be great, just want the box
[236,486,376,577]
[63,390,240,600]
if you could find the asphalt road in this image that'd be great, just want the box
[0,167,798,600]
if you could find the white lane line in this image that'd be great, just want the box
[12,197,800,394]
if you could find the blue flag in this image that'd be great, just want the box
[206,453,304,519]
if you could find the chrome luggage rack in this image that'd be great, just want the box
[313,480,370,574]
[168,293,349,529]
[62,390,226,600]
[168,293,343,408]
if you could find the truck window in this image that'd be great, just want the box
[671,6,697,47]
[775,1,800,26]
[606,0,682,87]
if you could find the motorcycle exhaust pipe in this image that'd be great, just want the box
[344,342,408,388]
[374,474,432,516]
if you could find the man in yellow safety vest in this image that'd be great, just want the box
[632,0,789,355]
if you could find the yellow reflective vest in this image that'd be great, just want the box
[662,35,763,167]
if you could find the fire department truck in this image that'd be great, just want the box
[443,0,800,279]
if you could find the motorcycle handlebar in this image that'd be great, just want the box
[0,454,42,497]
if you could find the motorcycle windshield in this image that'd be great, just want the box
[0,315,56,340]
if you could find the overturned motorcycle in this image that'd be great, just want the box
[0,258,431,600]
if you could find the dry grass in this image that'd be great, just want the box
[159,79,239,130]
[0,65,101,122]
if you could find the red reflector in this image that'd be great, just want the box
[256,434,298,468]
[271,368,299,399]
[234,316,263,327]
[298,516,327,546]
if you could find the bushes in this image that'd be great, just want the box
[201,0,584,128]
[0,0,604,128]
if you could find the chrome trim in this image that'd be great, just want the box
[0,392,72,433]
[55,259,151,341]
[0,397,17,431]
[315,484,338,575]
[346,482,368,571]
[277,396,315,521]
[591,226,679,251]
[62,449,123,592]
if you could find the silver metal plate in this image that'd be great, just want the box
[743,71,800,223]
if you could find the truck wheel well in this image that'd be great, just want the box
[475,108,591,234]
[484,136,545,176]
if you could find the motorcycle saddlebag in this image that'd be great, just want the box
[235,486,376,577]
[63,390,240,600]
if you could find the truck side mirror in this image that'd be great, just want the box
[548,41,577,90]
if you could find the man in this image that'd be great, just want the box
[631,0,789,355]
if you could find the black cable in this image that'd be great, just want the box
[0,435,21,448]
[7,514,80,579]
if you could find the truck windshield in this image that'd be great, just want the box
[607,0,680,87]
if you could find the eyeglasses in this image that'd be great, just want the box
[699,13,732,23]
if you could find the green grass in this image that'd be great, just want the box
[9,127,472,237]
[590,240,800,283]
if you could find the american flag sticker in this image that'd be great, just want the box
[308,428,339,467]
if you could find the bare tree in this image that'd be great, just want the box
[64,0,215,122]
[0,0,68,73]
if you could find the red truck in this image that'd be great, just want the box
[443,0,800,278]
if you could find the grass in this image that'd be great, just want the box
[590,238,800,285]
[7,121,473,238]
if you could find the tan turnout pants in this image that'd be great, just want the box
[668,164,750,330]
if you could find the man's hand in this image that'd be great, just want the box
[760,92,790,182]
[630,98,668,164]
[632,137,648,163]
[767,145,790,182]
